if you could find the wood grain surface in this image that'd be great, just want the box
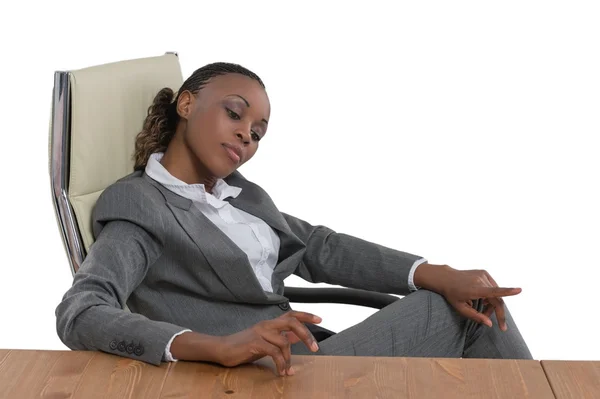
[0,349,566,398]
[542,360,600,399]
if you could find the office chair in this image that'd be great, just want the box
[49,53,399,341]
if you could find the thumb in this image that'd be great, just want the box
[455,301,493,328]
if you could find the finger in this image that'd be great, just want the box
[474,287,521,298]
[286,311,323,324]
[480,273,504,329]
[261,340,288,377]
[484,272,499,287]
[478,273,494,289]
[287,318,319,352]
[486,296,508,331]
[456,302,492,327]
[483,304,495,318]
[262,331,292,374]
[268,317,319,352]
[282,331,301,345]
[481,275,513,331]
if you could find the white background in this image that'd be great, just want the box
[1,1,598,361]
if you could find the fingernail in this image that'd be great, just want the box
[280,369,285,376]
[311,341,319,352]
[287,366,295,375]
[314,316,322,323]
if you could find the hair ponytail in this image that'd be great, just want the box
[133,87,178,171]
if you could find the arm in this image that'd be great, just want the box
[281,213,520,330]
[55,215,300,366]
[282,213,425,296]
[55,220,202,365]
[56,179,310,367]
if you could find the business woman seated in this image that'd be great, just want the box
[55,62,532,376]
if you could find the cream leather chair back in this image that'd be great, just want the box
[49,53,183,275]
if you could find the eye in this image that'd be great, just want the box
[251,131,261,142]
[226,108,240,120]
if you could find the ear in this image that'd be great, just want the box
[176,90,195,119]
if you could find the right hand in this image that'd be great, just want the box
[216,311,322,376]
[422,264,522,331]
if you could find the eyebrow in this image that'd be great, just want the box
[228,94,269,125]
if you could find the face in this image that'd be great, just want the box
[176,73,270,179]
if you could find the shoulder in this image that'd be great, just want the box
[93,170,166,227]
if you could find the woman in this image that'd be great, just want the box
[56,62,532,376]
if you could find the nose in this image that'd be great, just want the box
[235,130,251,144]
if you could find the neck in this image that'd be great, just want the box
[160,138,218,193]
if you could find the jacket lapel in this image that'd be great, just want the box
[223,171,291,236]
[224,172,306,269]
[143,174,270,304]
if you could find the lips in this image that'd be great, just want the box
[222,143,243,164]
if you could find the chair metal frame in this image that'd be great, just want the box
[49,52,399,311]
[50,69,84,277]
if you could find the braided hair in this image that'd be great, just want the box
[133,62,265,171]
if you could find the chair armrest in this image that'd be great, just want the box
[283,287,399,309]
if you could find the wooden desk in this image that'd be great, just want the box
[0,349,556,398]
[542,361,600,399]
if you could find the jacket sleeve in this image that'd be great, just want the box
[282,213,424,296]
[55,182,187,366]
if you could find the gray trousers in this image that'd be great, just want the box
[292,290,532,359]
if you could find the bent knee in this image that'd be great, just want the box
[404,289,466,322]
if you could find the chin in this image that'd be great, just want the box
[210,161,237,179]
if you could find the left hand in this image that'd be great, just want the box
[415,264,522,331]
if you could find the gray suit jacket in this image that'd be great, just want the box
[55,170,422,365]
